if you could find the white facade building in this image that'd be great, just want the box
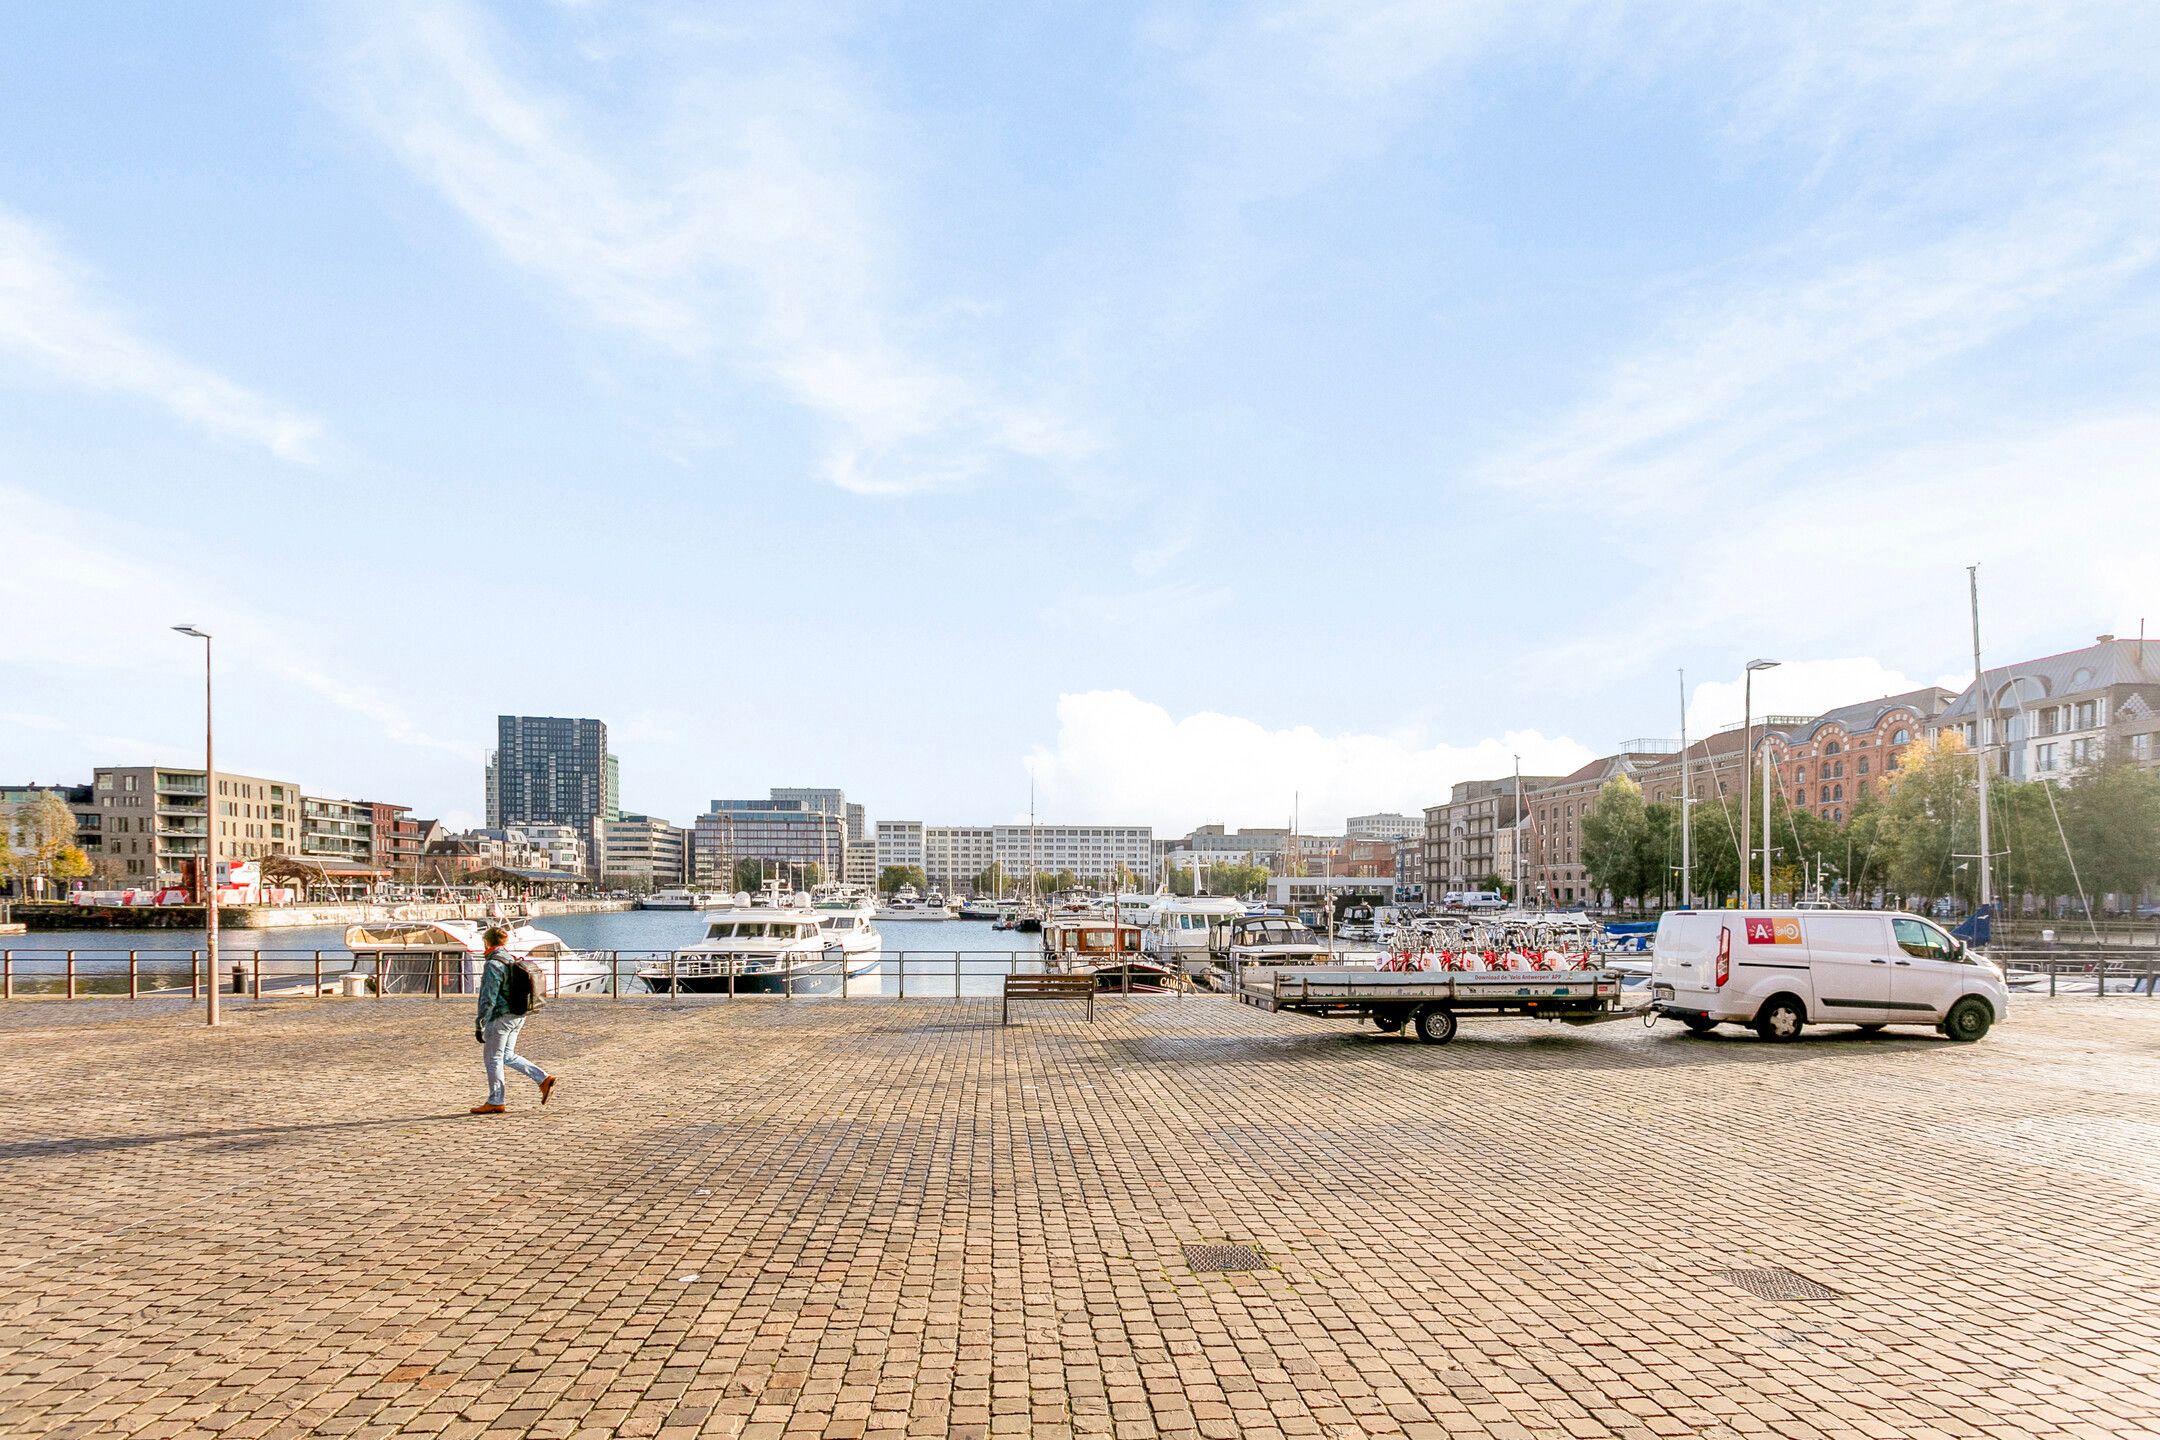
[1346,812,1421,842]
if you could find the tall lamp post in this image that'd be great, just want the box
[1740,658,1781,908]
[172,625,219,1027]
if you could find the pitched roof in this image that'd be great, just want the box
[1937,638,2160,720]
[1787,687,1955,742]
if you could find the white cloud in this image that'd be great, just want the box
[0,209,322,461]
[1022,690,1596,833]
[335,0,1089,494]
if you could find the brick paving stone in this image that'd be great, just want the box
[1,994,2157,1438]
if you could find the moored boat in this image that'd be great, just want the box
[343,920,612,996]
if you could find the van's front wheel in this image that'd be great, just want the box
[1755,996,1805,1043]
[1942,997,1992,1043]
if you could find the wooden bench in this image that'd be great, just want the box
[1002,972,1096,1025]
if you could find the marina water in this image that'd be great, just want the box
[1,914,1047,998]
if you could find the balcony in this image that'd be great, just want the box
[157,778,207,796]
[158,820,208,838]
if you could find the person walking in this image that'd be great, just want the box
[471,926,557,1115]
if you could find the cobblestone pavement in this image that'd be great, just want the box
[2,994,2156,1440]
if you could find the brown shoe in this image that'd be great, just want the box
[469,1103,506,1115]
[539,1076,557,1106]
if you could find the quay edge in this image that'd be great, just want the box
[8,898,635,932]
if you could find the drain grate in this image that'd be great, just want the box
[1718,1267,1842,1301]
[1184,1243,1267,1272]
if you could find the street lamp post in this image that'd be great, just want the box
[172,625,218,1027]
[1740,658,1781,908]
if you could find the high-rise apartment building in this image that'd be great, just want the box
[1346,812,1421,842]
[492,716,610,870]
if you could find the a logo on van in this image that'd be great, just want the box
[1745,917,1802,945]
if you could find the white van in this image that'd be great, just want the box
[1650,909,2007,1042]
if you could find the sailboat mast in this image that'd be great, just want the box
[1678,669,1691,908]
[1969,565,1995,911]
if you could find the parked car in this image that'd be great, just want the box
[1650,909,2007,1043]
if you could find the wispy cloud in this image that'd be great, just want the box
[0,483,470,762]
[334,0,1089,494]
[0,209,323,461]
[1480,167,2160,511]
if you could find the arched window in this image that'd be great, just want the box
[1820,786,1831,804]
[1857,757,1869,776]
[1796,765,1807,783]
[1833,784,1843,801]
[1825,741,1842,755]
[1833,808,1843,823]
[1892,729,1910,745]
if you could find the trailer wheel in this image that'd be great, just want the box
[1372,1010,1405,1033]
[1414,1006,1458,1045]
[1754,995,1805,1043]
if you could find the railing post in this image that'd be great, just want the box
[728,956,736,1000]
[553,955,561,1001]
[66,950,76,1000]
[2,951,11,1001]
[191,950,201,1000]
[669,951,679,1006]
[252,955,263,1001]
[955,951,961,999]
[129,949,139,1000]
[433,955,444,1000]
[785,955,795,1000]
[314,950,322,997]
[897,950,905,1000]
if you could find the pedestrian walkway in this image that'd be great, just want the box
[2,996,2156,1438]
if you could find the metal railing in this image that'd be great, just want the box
[0,949,1195,1002]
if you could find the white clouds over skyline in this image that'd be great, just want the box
[1024,690,1597,834]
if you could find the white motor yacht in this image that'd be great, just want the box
[874,884,952,923]
[344,920,613,996]
[1139,893,1249,981]
[637,905,876,994]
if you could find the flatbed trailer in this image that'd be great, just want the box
[1237,965,1638,1044]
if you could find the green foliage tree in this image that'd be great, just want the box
[1641,801,1680,909]
[970,862,1007,896]
[878,864,928,895]
[1581,775,1652,906]
[2061,759,2160,904]
[1686,790,1744,906]
[1986,779,2072,909]
[731,857,767,893]
[1877,732,1981,906]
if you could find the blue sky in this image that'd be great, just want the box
[4,2,2158,834]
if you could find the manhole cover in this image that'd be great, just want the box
[1184,1243,1266,1272]
[1718,1267,1842,1300]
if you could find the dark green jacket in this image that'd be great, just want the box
[475,951,515,1030]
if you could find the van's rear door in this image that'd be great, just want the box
[1804,914,1894,1024]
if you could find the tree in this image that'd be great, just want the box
[1581,775,1653,907]
[970,862,1007,896]
[1686,790,1744,906]
[1641,801,1680,909]
[878,865,928,896]
[1876,732,1981,906]
[2060,760,2160,906]
[4,791,80,898]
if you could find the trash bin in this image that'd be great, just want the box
[340,973,371,998]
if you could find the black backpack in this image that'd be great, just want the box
[501,958,547,1015]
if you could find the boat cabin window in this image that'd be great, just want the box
[824,916,856,930]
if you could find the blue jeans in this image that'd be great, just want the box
[483,1016,547,1104]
